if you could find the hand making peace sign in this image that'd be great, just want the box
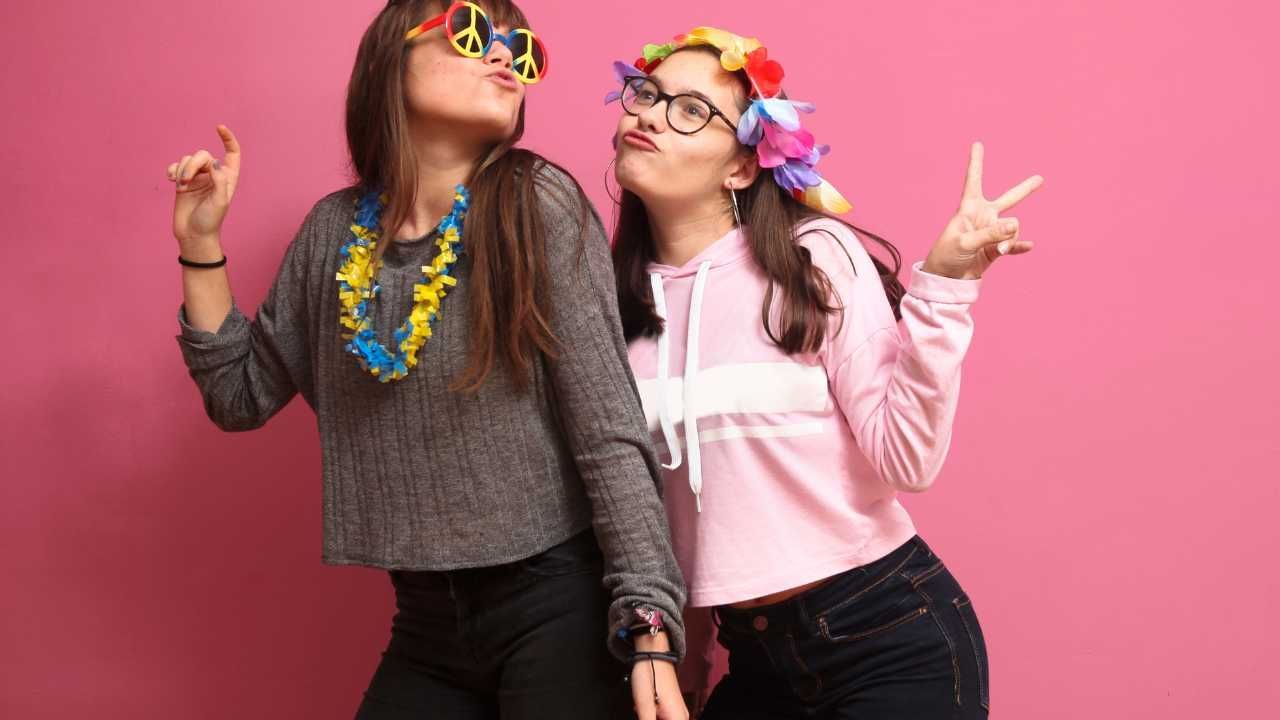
[922,142,1044,281]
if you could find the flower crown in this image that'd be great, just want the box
[605,26,851,214]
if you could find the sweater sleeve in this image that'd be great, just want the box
[174,202,324,431]
[801,219,982,493]
[535,165,688,660]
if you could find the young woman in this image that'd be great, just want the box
[165,2,690,718]
[606,27,1043,719]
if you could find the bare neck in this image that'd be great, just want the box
[646,194,736,268]
[394,126,487,241]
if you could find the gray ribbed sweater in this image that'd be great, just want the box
[174,165,686,658]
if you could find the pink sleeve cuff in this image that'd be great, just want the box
[906,261,982,304]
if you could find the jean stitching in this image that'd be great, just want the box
[751,633,786,679]
[814,545,919,620]
[954,596,990,711]
[905,560,946,587]
[818,606,928,643]
[785,633,823,700]
[917,584,961,707]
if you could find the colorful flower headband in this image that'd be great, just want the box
[605,26,851,214]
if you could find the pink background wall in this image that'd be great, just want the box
[2,0,1277,717]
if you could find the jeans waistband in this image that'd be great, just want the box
[712,535,931,635]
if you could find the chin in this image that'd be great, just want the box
[451,112,517,146]
[614,155,658,198]
[477,105,520,138]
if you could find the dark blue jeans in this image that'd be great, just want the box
[354,530,632,719]
[702,536,989,719]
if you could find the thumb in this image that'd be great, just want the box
[210,165,232,207]
[962,217,1018,255]
[216,124,242,174]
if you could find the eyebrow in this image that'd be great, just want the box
[647,77,717,106]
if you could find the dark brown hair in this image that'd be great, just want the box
[613,45,905,351]
[345,0,586,392]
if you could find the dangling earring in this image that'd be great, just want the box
[604,156,623,206]
[604,156,624,230]
[729,187,742,226]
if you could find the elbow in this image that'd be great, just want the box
[885,466,941,493]
[203,398,271,433]
[879,439,950,493]
[875,422,957,489]
[209,412,267,433]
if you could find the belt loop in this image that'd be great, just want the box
[915,534,934,558]
[795,594,812,629]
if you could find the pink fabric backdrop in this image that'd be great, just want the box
[2,0,1276,717]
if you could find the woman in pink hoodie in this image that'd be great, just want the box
[605,27,1042,719]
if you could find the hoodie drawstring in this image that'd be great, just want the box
[649,261,713,512]
[649,272,682,472]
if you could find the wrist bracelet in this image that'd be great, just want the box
[179,254,227,269]
[629,651,679,665]
[630,605,665,636]
[624,651,679,706]
[617,605,667,643]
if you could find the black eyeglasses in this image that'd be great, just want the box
[619,76,738,135]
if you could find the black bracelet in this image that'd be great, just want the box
[629,651,679,665]
[624,651,679,707]
[178,254,227,269]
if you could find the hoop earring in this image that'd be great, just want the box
[604,156,622,207]
[729,188,742,226]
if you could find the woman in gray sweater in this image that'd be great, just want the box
[163,2,687,718]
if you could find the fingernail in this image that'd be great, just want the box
[1003,220,1017,235]
[997,240,1011,255]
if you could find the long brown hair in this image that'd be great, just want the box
[345,0,584,392]
[613,46,905,352]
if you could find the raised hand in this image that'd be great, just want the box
[922,142,1043,281]
[166,125,242,249]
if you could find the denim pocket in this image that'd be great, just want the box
[813,546,932,644]
[817,602,929,643]
[815,575,930,644]
[953,594,990,711]
[519,531,604,579]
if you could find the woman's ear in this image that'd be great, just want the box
[725,148,761,191]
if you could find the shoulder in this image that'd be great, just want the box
[307,186,362,229]
[794,215,878,282]
[530,158,594,224]
[793,216,898,332]
[288,186,362,254]
[263,187,362,277]
[523,159,607,269]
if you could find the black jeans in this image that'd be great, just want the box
[701,536,989,720]
[354,530,632,719]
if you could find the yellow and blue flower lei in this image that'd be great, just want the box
[336,185,469,382]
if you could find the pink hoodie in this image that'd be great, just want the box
[627,216,982,607]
